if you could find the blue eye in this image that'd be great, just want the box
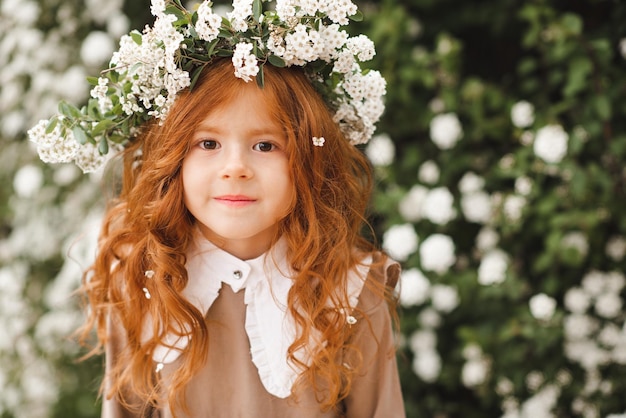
[253,142,275,152]
[199,140,219,150]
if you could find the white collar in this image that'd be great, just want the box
[145,233,372,398]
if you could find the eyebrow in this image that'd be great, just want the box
[194,124,285,137]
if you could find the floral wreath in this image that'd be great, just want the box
[28,0,387,173]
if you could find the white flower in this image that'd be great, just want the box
[409,329,437,352]
[74,142,109,173]
[196,2,222,41]
[529,293,557,321]
[27,119,79,165]
[418,308,442,328]
[382,223,418,262]
[418,160,440,184]
[606,236,626,261]
[458,172,485,194]
[430,112,463,150]
[514,176,533,196]
[581,270,605,297]
[476,227,499,251]
[620,38,626,59]
[398,268,430,307]
[503,194,526,221]
[412,348,441,383]
[422,187,456,225]
[365,133,395,166]
[511,100,535,128]
[595,293,622,319]
[228,0,253,31]
[232,42,259,82]
[563,287,590,314]
[561,231,589,257]
[461,191,492,224]
[477,249,509,285]
[598,323,621,348]
[419,234,456,274]
[13,164,44,199]
[462,358,489,388]
[398,184,428,222]
[563,314,598,340]
[430,284,459,313]
[80,31,115,67]
[533,124,569,164]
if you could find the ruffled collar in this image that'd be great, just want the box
[146,233,372,398]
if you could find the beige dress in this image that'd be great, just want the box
[102,237,405,418]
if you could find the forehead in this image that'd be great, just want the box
[193,84,285,133]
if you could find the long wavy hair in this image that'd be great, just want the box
[79,58,391,415]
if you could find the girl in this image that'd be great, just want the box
[31,1,405,416]
[89,58,404,418]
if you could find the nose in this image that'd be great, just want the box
[220,146,253,179]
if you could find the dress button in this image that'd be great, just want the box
[233,270,243,280]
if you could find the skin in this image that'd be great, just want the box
[181,84,294,260]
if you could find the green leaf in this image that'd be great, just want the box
[349,10,364,22]
[216,49,234,57]
[189,66,205,91]
[98,137,109,155]
[268,54,286,68]
[72,126,88,145]
[45,118,58,134]
[252,0,262,22]
[86,76,100,86]
[130,30,142,46]
[593,95,612,120]
[58,101,83,120]
[92,120,115,136]
[256,64,265,88]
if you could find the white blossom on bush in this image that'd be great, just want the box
[477,248,509,285]
[410,329,442,382]
[430,284,459,313]
[422,187,456,225]
[458,171,485,194]
[503,194,527,222]
[13,164,43,198]
[514,176,533,196]
[418,307,442,329]
[620,38,626,59]
[533,124,569,164]
[461,191,492,224]
[561,231,589,257]
[418,160,440,184]
[398,268,430,307]
[429,112,463,150]
[529,293,557,321]
[419,233,456,274]
[365,133,395,166]
[476,227,499,252]
[606,236,626,261]
[510,100,535,128]
[382,223,418,261]
[564,287,590,314]
[398,184,428,222]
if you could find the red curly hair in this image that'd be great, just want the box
[79,58,390,415]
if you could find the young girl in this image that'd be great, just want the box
[30,1,404,416]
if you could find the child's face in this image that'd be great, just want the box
[181,85,294,260]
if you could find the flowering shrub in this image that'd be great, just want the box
[3,0,626,417]
[360,0,626,416]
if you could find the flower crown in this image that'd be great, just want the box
[27,0,386,173]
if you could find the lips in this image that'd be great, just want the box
[214,195,256,207]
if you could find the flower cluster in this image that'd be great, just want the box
[27,0,386,172]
